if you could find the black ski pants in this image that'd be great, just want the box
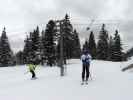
[82,63,90,81]
[30,70,36,78]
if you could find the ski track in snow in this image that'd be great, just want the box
[0,59,133,100]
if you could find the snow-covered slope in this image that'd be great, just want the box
[0,59,133,100]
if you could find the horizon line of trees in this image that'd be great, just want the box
[16,14,81,67]
[83,24,126,61]
[0,14,129,67]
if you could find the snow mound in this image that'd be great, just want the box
[121,56,133,71]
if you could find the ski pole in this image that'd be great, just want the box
[89,72,92,80]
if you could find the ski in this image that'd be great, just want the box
[85,81,88,85]
[31,77,38,80]
[81,80,89,85]
[81,82,84,85]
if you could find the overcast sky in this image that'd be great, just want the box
[0,0,132,52]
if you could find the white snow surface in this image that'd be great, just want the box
[0,59,133,100]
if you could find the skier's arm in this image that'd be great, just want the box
[80,55,83,60]
[81,55,85,61]
[34,64,37,70]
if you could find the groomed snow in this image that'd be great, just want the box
[0,59,133,100]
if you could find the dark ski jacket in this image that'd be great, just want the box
[81,54,92,65]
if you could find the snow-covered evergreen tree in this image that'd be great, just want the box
[88,31,96,59]
[71,29,81,58]
[40,30,45,65]
[97,24,109,60]
[108,36,114,61]
[23,34,33,64]
[111,30,123,61]
[30,26,41,64]
[61,14,74,59]
[0,27,14,66]
[42,20,56,66]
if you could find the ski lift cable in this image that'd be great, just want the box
[86,19,95,31]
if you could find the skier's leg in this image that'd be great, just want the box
[33,71,36,78]
[82,64,85,82]
[31,70,36,78]
[86,64,90,81]
[30,71,33,78]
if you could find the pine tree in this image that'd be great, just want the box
[88,31,96,59]
[111,30,123,61]
[97,24,109,60]
[108,36,114,60]
[71,29,81,58]
[61,14,74,59]
[30,26,41,64]
[56,14,74,66]
[24,26,41,65]
[40,30,45,65]
[42,20,56,66]
[23,34,33,64]
[0,27,14,66]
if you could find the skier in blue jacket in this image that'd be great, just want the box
[81,50,92,84]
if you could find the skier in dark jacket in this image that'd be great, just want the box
[81,50,92,84]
